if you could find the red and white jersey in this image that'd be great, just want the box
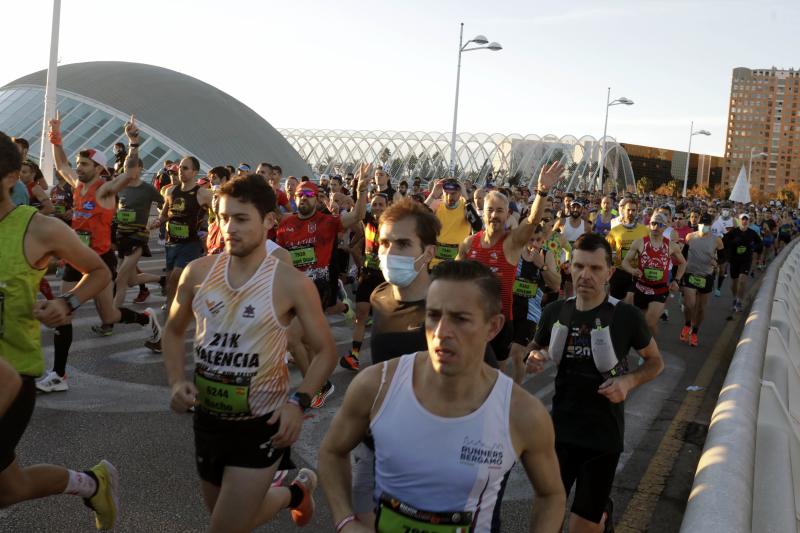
[276,210,343,281]
[635,236,671,295]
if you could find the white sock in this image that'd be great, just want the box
[64,470,97,498]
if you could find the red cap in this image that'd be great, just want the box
[298,182,319,194]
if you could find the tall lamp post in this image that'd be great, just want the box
[449,22,502,176]
[680,121,711,197]
[748,147,768,186]
[38,0,61,186]
[597,87,634,192]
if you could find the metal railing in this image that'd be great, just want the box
[681,238,800,532]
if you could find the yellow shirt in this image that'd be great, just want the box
[434,197,471,263]
[606,223,649,266]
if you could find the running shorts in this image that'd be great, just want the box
[609,269,634,300]
[633,287,668,309]
[165,241,204,271]
[355,268,385,303]
[489,320,514,361]
[116,234,152,259]
[729,259,752,279]
[0,377,36,472]
[63,250,118,283]
[193,410,292,486]
[512,316,537,347]
[313,278,337,309]
[556,442,620,524]
[681,272,714,294]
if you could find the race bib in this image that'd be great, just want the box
[377,494,472,533]
[643,267,663,282]
[688,274,707,289]
[435,243,459,260]
[365,254,381,270]
[54,205,66,215]
[512,279,538,298]
[289,246,317,267]
[76,230,91,247]
[736,245,747,255]
[167,221,190,239]
[194,372,250,415]
[116,209,137,224]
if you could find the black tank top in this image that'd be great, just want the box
[166,185,204,244]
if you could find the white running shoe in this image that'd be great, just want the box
[36,371,68,392]
[144,307,162,343]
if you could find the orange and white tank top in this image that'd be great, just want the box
[192,252,289,420]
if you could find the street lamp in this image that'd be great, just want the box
[681,122,711,197]
[449,23,502,176]
[748,147,768,186]
[597,88,633,191]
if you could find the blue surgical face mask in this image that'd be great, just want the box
[699,224,711,234]
[378,252,425,288]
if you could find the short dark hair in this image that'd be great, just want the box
[209,166,230,181]
[379,197,441,248]
[259,162,273,170]
[225,165,236,174]
[573,233,613,267]
[272,165,282,175]
[430,260,502,317]
[12,137,29,150]
[78,149,102,168]
[218,174,276,219]
[300,176,310,182]
[182,155,200,171]
[1,131,23,180]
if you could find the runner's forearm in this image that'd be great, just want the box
[625,352,663,390]
[163,328,188,386]
[318,448,356,524]
[297,347,337,396]
[530,493,566,533]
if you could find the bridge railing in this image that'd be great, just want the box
[681,238,800,533]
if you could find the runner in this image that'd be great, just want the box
[340,193,388,371]
[320,260,566,533]
[527,233,664,533]
[711,205,735,296]
[722,213,762,313]
[457,161,565,370]
[37,114,162,392]
[680,214,724,346]
[606,198,648,302]
[425,177,482,266]
[9,137,29,206]
[162,174,337,532]
[373,167,400,203]
[592,196,614,236]
[0,131,119,529]
[555,199,590,297]
[50,169,74,224]
[20,161,54,214]
[276,165,369,408]
[621,212,686,335]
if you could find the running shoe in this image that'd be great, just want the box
[159,276,167,296]
[144,307,162,344]
[342,298,355,325]
[310,381,335,409]
[85,459,119,530]
[714,288,721,297]
[690,333,699,347]
[133,287,150,304]
[36,371,68,392]
[339,352,360,372]
[660,310,669,322]
[734,301,743,313]
[91,325,114,337]
[289,468,318,527]
[680,325,691,342]
[144,339,162,353]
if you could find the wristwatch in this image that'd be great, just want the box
[537,190,548,197]
[60,293,81,314]
[288,392,311,413]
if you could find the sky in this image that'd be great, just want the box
[3,0,798,157]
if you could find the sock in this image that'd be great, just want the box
[119,307,149,326]
[717,274,725,291]
[287,483,304,509]
[351,341,362,355]
[158,276,166,287]
[53,324,73,377]
[64,470,98,498]
[139,284,147,291]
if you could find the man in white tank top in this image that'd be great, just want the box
[319,260,565,533]
[162,175,338,532]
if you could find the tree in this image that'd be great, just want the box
[686,184,711,199]
[637,176,652,194]
[379,147,391,165]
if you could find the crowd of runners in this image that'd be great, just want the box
[1,116,799,532]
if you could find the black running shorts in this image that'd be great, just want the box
[633,287,668,310]
[512,316,537,347]
[729,259,752,279]
[489,320,514,361]
[556,442,620,524]
[609,269,633,300]
[0,377,36,472]
[355,268,385,303]
[116,234,152,259]
[193,411,293,486]
[63,250,118,283]
[681,272,714,295]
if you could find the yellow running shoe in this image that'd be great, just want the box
[86,460,119,530]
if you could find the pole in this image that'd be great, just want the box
[449,23,464,177]
[748,147,755,186]
[38,0,61,187]
[597,87,611,192]
[681,121,694,198]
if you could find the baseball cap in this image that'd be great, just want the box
[298,182,319,195]
[650,212,668,226]
[442,178,460,192]
[739,213,750,220]
[82,148,108,169]
[320,173,330,182]
[237,163,251,172]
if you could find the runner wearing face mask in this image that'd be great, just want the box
[680,214,724,346]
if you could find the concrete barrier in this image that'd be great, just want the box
[681,239,800,533]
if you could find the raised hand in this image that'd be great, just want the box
[124,114,140,142]
[537,160,566,192]
[355,163,372,194]
[48,110,62,145]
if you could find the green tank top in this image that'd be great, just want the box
[0,206,46,376]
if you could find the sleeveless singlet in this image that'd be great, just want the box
[0,206,47,376]
[561,218,586,244]
[685,234,717,276]
[466,231,517,319]
[371,354,516,533]
[434,198,471,263]
[635,236,671,295]
[363,214,381,270]
[512,253,544,324]
[72,179,114,255]
[166,185,203,244]
[265,239,283,256]
[593,212,612,236]
[192,253,289,420]
[25,182,42,210]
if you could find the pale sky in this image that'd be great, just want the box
[3,0,798,156]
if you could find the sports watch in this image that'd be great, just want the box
[60,293,81,314]
[288,392,312,413]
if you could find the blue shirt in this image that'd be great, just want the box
[10,180,29,206]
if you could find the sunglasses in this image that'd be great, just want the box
[650,222,665,228]
[541,218,552,223]
[295,190,315,198]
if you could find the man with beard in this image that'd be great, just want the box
[37,114,162,392]
[373,167,400,204]
[457,161,565,371]
[163,174,337,532]
[555,199,591,297]
[606,198,649,302]
[425,177,482,266]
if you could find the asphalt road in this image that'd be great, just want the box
[1,242,751,532]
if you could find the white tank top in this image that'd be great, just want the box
[266,238,282,256]
[371,354,516,532]
[561,217,586,244]
[193,252,289,419]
